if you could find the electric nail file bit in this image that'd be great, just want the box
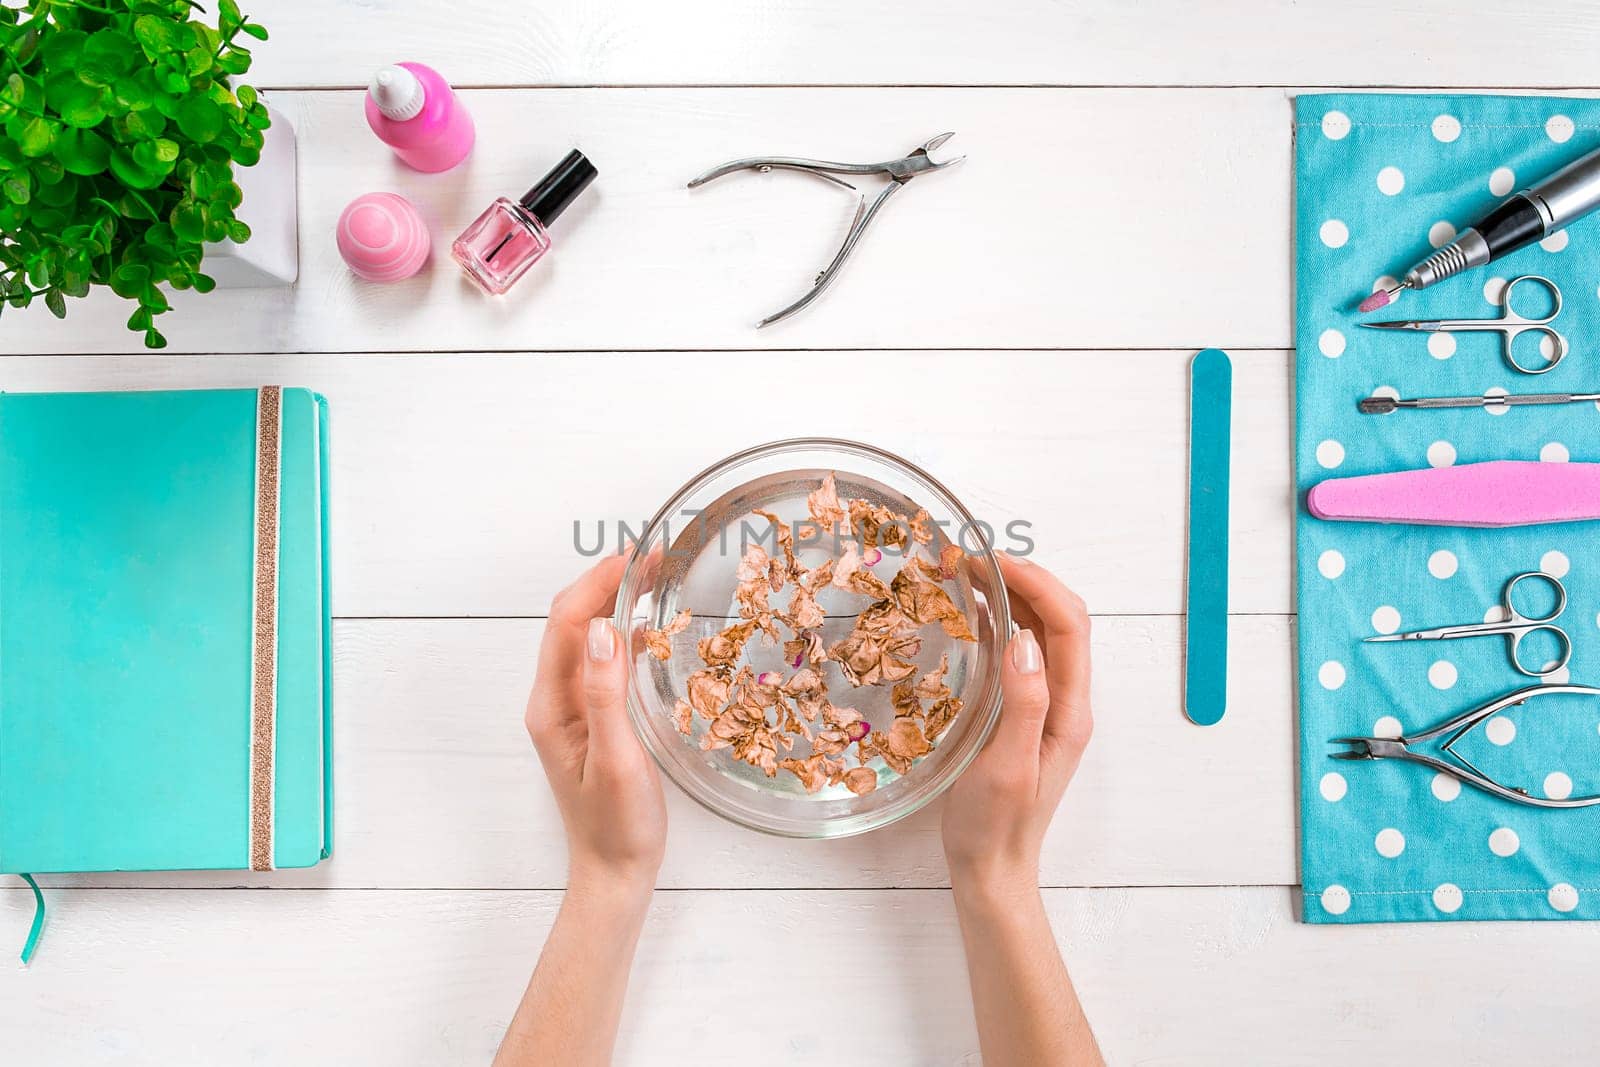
[1358,142,1600,312]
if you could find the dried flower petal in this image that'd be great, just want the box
[807,473,849,532]
[644,608,692,660]
[672,699,694,735]
[879,716,932,775]
[753,508,800,578]
[909,509,935,545]
[891,565,977,642]
[686,668,732,720]
[698,619,758,667]
[842,766,878,796]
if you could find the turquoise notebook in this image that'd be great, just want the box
[0,388,332,881]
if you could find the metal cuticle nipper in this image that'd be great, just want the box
[687,132,965,328]
[1330,684,1600,808]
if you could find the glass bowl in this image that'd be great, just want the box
[615,438,1011,838]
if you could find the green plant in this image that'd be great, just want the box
[0,0,269,348]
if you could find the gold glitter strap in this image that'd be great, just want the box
[248,386,282,872]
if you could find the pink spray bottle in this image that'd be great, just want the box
[364,62,475,173]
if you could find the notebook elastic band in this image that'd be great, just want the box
[248,386,282,872]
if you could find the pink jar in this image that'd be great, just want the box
[336,193,431,282]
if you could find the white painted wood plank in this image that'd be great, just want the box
[0,349,1294,617]
[36,614,1294,891]
[246,0,1600,90]
[6,886,1593,1065]
[0,88,1287,354]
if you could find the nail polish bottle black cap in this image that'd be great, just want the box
[518,150,597,226]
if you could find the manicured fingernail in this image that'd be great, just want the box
[1012,629,1041,674]
[587,618,615,662]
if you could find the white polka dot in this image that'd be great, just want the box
[1541,442,1570,463]
[1549,883,1579,912]
[1322,111,1352,140]
[1370,385,1400,407]
[1372,276,1400,299]
[1373,715,1402,739]
[1321,885,1351,915]
[1318,328,1346,357]
[1489,827,1520,857]
[1432,114,1462,142]
[1433,883,1464,913]
[1319,771,1348,802]
[1544,771,1573,800]
[1320,220,1349,249]
[1428,550,1458,579]
[1319,661,1347,690]
[1316,440,1345,469]
[1432,772,1462,801]
[1543,665,1571,685]
[1541,229,1570,253]
[1484,276,1508,304]
[1427,332,1456,360]
[1371,605,1401,634]
[1539,334,1558,363]
[1428,661,1458,690]
[1546,115,1575,143]
[1377,166,1405,195]
[1541,550,1570,578]
[1490,166,1516,196]
[1427,441,1456,468]
[1486,604,1509,623]
[1486,715,1516,745]
[1375,828,1406,858]
[1318,549,1346,579]
[1428,220,1457,248]
[1484,387,1511,416]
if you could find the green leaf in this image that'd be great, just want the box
[109,147,164,190]
[225,219,249,243]
[53,80,108,129]
[151,138,180,163]
[192,272,215,294]
[140,287,169,313]
[27,258,49,287]
[110,263,149,298]
[235,84,257,109]
[132,15,193,59]
[241,23,268,41]
[143,326,166,349]
[171,201,204,242]
[45,288,65,319]
[123,108,166,139]
[127,307,150,330]
[53,127,111,175]
[184,46,213,78]
[3,175,29,205]
[174,94,222,142]
[40,29,87,69]
[219,0,242,31]
[16,116,55,158]
[8,287,32,310]
[115,68,158,112]
[216,48,251,77]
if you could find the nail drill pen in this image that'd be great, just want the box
[1359,142,1600,312]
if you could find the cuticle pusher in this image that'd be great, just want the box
[1360,390,1600,414]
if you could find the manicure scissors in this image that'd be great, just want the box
[687,133,965,328]
[1331,684,1600,808]
[1361,274,1568,375]
[1364,571,1572,678]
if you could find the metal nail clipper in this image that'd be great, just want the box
[687,133,965,328]
[1330,684,1600,808]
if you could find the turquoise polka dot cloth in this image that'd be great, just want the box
[1296,94,1600,923]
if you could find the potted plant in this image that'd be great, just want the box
[0,0,278,348]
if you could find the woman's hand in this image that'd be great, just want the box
[526,555,667,890]
[941,552,1094,896]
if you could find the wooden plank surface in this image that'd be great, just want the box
[245,0,1600,90]
[0,350,1294,617]
[0,88,1287,354]
[6,886,1592,1066]
[31,614,1295,891]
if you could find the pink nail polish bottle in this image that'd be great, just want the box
[452,150,597,295]
[364,62,475,173]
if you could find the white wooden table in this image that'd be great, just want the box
[8,3,1600,1063]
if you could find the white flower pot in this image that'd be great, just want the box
[204,101,298,287]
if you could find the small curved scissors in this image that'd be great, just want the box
[1361,274,1567,375]
[1364,571,1572,678]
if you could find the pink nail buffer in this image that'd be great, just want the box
[1308,460,1600,527]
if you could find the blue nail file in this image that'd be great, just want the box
[1185,348,1232,726]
